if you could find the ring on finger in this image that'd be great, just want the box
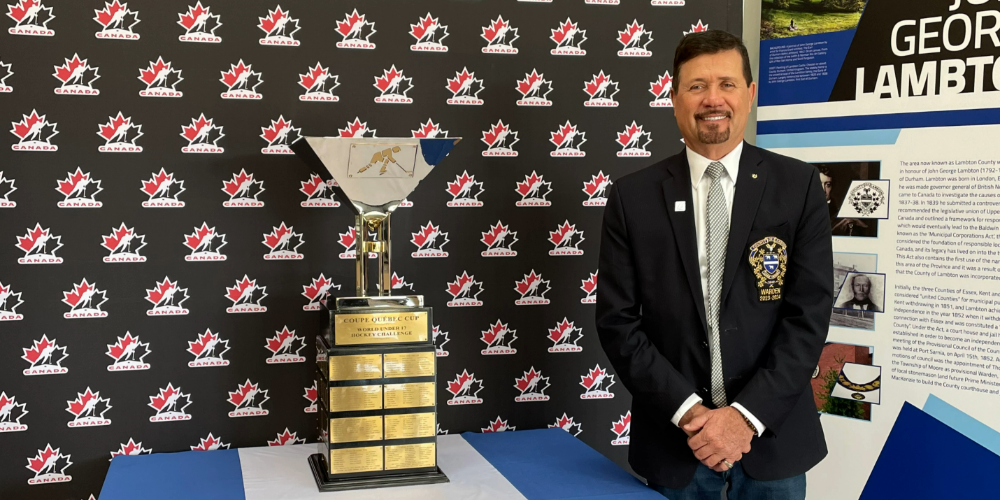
[721,459,733,470]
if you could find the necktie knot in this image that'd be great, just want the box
[707,161,726,181]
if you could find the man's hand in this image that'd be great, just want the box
[683,407,753,472]
[678,403,710,437]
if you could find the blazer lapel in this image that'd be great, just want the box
[721,143,767,304]
[662,154,707,334]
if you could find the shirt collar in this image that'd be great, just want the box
[686,141,744,188]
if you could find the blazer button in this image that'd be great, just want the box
[701,341,708,349]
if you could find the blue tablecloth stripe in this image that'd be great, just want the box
[101,448,246,500]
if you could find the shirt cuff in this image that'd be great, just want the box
[731,403,766,437]
[670,393,703,427]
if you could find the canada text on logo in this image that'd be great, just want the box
[617,121,652,157]
[94,0,138,39]
[515,270,551,305]
[0,392,28,432]
[481,120,518,157]
[53,54,100,95]
[107,332,150,371]
[446,370,484,405]
[481,220,517,257]
[184,222,227,261]
[339,116,377,137]
[302,274,340,311]
[62,279,108,319]
[66,388,111,427]
[652,0,685,5]
[617,20,653,57]
[258,5,299,46]
[411,221,449,258]
[0,170,14,207]
[0,59,12,93]
[514,367,550,402]
[138,57,181,97]
[515,70,553,106]
[583,171,612,206]
[481,319,517,355]
[583,71,619,107]
[550,121,586,157]
[181,113,223,153]
[581,270,598,304]
[373,65,413,104]
[220,59,262,99]
[97,111,143,152]
[548,220,585,256]
[299,63,339,101]
[433,325,449,356]
[16,223,63,264]
[548,318,583,353]
[192,433,230,451]
[268,428,304,446]
[225,275,267,313]
[228,379,269,417]
[482,416,514,433]
[0,281,25,321]
[684,20,709,36]
[25,445,71,485]
[178,2,220,42]
[410,12,448,51]
[611,411,631,445]
[260,115,301,154]
[413,118,448,138]
[22,335,68,376]
[265,326,305,364]
[446,171,483,207]
[56,167,102,207]
[139,168,184,208]
[187,329,230,367]
[303,382,317,413]
[481,15,517,54]
[550,413,582,436]
[262,222,304,260]
[580,364,616,399]
[585,0,619,4]
[10,109,58,151]
[148,383,192,422]
[515,171,552,207]
[300,174,339,207]
[110,438,151,460]
[550,18,586,55]
[446,271,484,307]
[446,67,484,105]
[338,226,377,259]
[649,71,674,107]
[335,9,375,49]
[101,223,147,262]
[7,0,55,36]
[222,169,264,207]
[145,277,189,315]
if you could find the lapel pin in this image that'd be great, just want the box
[752,173,758,179]
[674,201,686,212]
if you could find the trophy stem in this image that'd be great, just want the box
[379,215,392,297]
[355,214,368,297]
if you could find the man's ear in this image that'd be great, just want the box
[748,81,757,109]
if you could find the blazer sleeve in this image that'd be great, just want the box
[596,181,698,418]
[733,166,833,435]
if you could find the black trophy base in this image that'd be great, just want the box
[308,454,449,492]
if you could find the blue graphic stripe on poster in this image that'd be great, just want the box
[462,428,662,500]
[859,402,999,499]
[758,107,1000,135]
[101,448,245,500]
[758,30,856,107]
[757,129,900,149]
[923,394,1000,458]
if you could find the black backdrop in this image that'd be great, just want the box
[1,0,736,497]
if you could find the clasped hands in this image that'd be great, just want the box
[678,403,753,472]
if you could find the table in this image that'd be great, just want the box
[100,428,663,500]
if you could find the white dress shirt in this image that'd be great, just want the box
[668,142,766,437]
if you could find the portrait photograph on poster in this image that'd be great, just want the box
[831,253,877,330]
[812,342,875,422]
[834,272,885,314]
[814,161,881,238]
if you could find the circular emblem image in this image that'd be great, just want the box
[848,182,885,217]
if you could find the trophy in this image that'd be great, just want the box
[292,137,460,491]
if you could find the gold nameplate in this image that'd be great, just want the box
[329,385,383,412]
[384,352,436,378]
[384,382,435,409]
[330,446,384,474]
[335,312,429,345]
[330,416,383,444]
[385,442,436,470]
[385,412,436,440]
[329,354,383,381]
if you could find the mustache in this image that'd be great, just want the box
[695,111,732,120]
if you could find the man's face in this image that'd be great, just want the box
[852,276,871,300]
[673,49,756,152]
[819,172,833,201]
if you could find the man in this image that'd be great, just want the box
[836,274,880,312]
[596,30,832,499]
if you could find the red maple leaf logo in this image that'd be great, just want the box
[373,65,404,93]
[612,411,631,436]
[516,70,544,96]
[220,60,251,88]
[187,329,218,357]
[552,414,575,429]
[299,63,327,90]
[97,112,131,141]
[95,0,128,28]
[226,276,258,302]
[515,271,543,295]
[66,388,100,417]
[262,222,294,250]
[548,318,576,343]
[149,384,182,412]
[222,169,254,196]
[62,279,95,308]
[15,223,49,252]
[483,416,510,433]
[265,327,296,354]
[581,365,608,390]
[650,71,673,98]
[302,275,331,301]
[268,429,300,446]
[412,119,440,138]
[261,116,292,143]
[178,2,210,30]
[338,226,357,248]
[26,445,60,474]
[446,272,477,298]
[618,20,643,46]
[8,0,42,23]
[581,271,598,295]
[447,370,475,396]
[410,221,440,248]
[550,122,577,147]
[584,71,612,97]
[107,332,139,360]
[184,222,216,250]
[551,18,577,44]
[192,433,225,451]
[481,221,509,246]
[142,168,174,195]
[617,122,644,147]
[180,114,213,142]
[54,54,88,84]
[686,20,709,35]
[514,368,544,393]
[480,320,508,345]
[446,68,474,94]
[258,5,287,33]
[138,57,170,85]
[111,438,146,458]
[548,220,578,245]
[335,9,364,37]
[101,223,133,252]
[303,383,317,403]
[56,167,89,196]
[300,174,325,196]
[410,12,436,39]
[482,16,508,42]
[227,380,258,406]
[145,277,177,305]
[446,172,475,197]
[10,110,47,140]
[338,117,370,137]
[391,273,408,289]
[22,335,57,364]
[482,121,509,147]
[583,172,612,196]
